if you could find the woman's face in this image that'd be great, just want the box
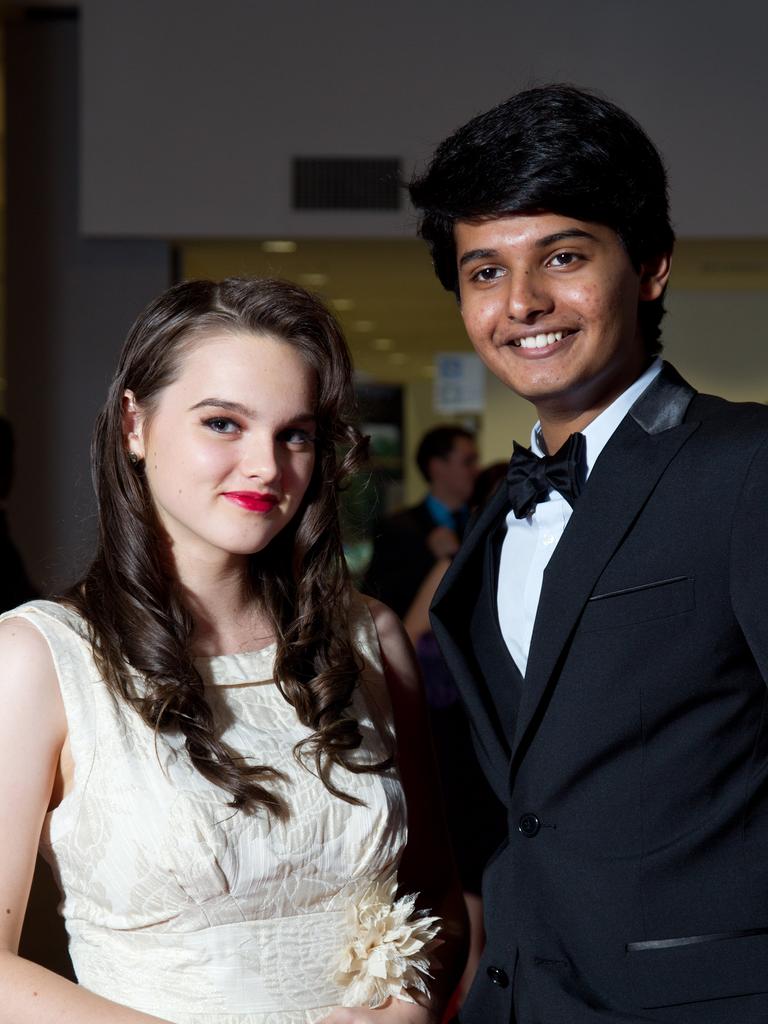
[124,330,317,573]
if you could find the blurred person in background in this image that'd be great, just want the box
[404,461,508,642]
[403,463,507,1009]
[0,415,37,612]
[0,278,465,1024]
[363,426,478,618]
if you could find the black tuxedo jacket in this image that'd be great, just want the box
[431,364,768,1024]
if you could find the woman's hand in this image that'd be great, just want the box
[319,994,438,1024]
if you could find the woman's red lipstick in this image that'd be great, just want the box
[223,491,279,512]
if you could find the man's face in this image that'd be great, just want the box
[454,213,670,421]
[430,436,479,505]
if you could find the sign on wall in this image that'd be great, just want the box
[433,353,486,413]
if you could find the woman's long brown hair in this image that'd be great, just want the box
[66,278,388,818]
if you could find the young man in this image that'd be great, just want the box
[363,425,478,617]
[410,84,768,1024]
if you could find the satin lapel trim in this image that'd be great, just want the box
[508,364,699,771]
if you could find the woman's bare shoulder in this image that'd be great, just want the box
[0,613,60,698]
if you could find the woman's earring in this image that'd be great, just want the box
[127,430,144,468]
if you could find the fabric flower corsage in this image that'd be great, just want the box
[334,873,441,1008]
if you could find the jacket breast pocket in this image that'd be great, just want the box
[579,575,694,633]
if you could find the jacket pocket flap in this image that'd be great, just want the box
[626,929,768,1008]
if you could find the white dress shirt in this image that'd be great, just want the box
[497,359,662,676]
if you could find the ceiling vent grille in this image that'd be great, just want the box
[292,157,401,210]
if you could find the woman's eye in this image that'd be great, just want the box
[280,428,316,449]
[204,417,239,434]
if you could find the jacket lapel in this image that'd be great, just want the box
[508,363,700,770]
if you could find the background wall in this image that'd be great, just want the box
[80,0,768,239]
[5,13,170,592]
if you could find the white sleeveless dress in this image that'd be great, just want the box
[3,597,413,1024]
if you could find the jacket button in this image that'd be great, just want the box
[487,965,509,987]
[518,812,541,837]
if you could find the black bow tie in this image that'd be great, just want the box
[506,432,586,519]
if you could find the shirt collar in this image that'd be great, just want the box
[530,358,662,477]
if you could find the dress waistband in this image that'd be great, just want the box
[70,910,349,1016]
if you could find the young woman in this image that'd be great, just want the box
[0,278,464,1024]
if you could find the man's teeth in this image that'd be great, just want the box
[515,331,564,349]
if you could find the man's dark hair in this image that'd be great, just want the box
[0,416,13,501]
[416,425,474,482]
[409,84,675,354]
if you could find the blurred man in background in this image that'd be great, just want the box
[363,425,478,617]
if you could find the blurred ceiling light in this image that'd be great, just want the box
[331,298,355,312]
[353,320,375,333]
[373,337,394,351]
[388,352,408,365]
[261,240,297,253]
[298,272,329,288]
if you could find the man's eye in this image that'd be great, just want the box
[471,266,504,283]
[204,417,239,434]
[548,251,580,268]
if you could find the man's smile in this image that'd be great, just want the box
[509,329,577,350]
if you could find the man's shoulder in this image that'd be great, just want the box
[689,390,768,445]
[691,389,768,419]
[676,390,768,492]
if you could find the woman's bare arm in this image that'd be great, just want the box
[0,616,171,1024]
